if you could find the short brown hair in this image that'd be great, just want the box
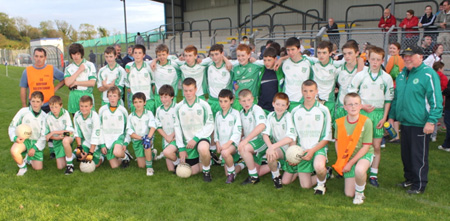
[158,84,175,97]
[237,44,251,54]
[182,77,197,87]
[155,44,169,54]
[49,95,63,106]
[132,92,146,102]
[107,85,121,96]
[69,43,84,59]
[369,46,385,59]
[30,91,44,102]
[238,89,253,98]
[344,92,361,105]
[302,79,318,89]
[433,61,445,72]
[209,44,224,53]
[317,41,333,53]
[273,92,289,103]
[104,46,116,55]
[184,45,197,55]
[342,41,359,53]
[79,95,93,105]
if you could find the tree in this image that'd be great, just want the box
[40,20,56,37]
[55,20,72,36]
[97,26,109,38]
[79,23,97,40]
[0,12,20,40]
[14,16,29,36]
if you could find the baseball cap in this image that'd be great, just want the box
[400,45,424,55]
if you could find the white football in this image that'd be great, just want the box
[285,145,305,165]
[80,161,96,173]
[176,163,192,178]
[16,124,32,139]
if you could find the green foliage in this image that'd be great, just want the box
[0,65,449,220]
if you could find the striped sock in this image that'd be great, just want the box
[355,183,366,193]
[249,168,258,177]
[369,168,378,178]
[145,160,152,168]
[227,165,235,175]
[18,162,26,169]
[65,156,73,166]
[203,165,211,172]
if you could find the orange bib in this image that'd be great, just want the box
[27,65,54,103]
[332,114,368,176]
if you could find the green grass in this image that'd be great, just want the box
[0,64,449,220]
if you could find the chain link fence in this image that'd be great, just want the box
[0,45,65,71]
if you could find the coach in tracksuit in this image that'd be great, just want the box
[388,45,443,194]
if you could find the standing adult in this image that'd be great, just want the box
[89,50,96,68]
[420,35,434,59]
[418,5,438,42]
[326,18,340,48]
[388,45,443,194]
[20,48,65,113]
[379,8,397,44]
[436,0,450,50]
[114,44,124,67]
[122,45,134,68]
[399,10,419,49]
[135,32,145,46]
[229,38,237,59]
[423,44,444,68]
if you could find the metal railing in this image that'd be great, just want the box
[345,4,384,29]
[180,30,203,49]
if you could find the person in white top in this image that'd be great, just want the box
[423,44,444,68]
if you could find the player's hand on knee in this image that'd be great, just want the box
[101,147,107,155]
[28,148,36,157]
[342,163,352,173]
[186,140,196,149]
[301,149,313,161]
[376,119,386,129]
[179,151,187,163]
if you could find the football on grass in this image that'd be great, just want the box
[80,161,96,173]
[176,163,192,178]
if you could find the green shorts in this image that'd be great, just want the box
[132,140,146,158]
[22,140,44,162]
[249,138,267,165]
[324,101,335,123]
[297,147,327,173]
[361,109,384,139]
[131,99,156,114]
[68,90,94,114]
[81,145,101,165]
[181,138,210,159]
[207,97,221,117]
[288,101,302,112]
[105,140,124,160]
[52,140,67,159]
[344,152,374,178]
[163,140,177,150]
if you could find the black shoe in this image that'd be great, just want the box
[203,171,212,182]
[211,152,221,165]
[241,176,260,185]
[121,160,130,169]
[326,166,334,180]
[50,153,56,160]
[226,173,235,184]
[397,180,413,188]
[272,176,283,189]
[369,177,379,187]
[172,165,178,174]
[64,165,74,175]
[407,189,424,194]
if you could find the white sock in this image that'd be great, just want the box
[317,178,326,186]
[370,168,378,173]
[203,165,211,172]
[237,162,245,170]
[271,169,280,178]
[210,145,216,151]
[249,168,258,177]
[227,165,235,174]
[18,162,26,168]
[355,183,366,193]
[173,158,180,166]
[123,153,130,161]
[65,156,73,165]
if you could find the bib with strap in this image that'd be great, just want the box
[26,65,55,103]
[332,114,368,176]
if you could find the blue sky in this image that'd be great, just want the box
[1,0,165,34]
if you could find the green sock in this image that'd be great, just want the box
[146,160,153,169]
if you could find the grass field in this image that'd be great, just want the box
[0,64,449,220]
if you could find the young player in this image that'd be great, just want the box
[261,92,296,189]
[64,43,97,114]
[126,92,157,176]
[348,46,394,188]
[290,80,332,194]
[41,96,75,174]
[173,78,215,181]
[335,41,360,120]
[98,86,131,169]
[73,95,103,167]
[157,85,179,172]
[9,91,47,176]
[257,47,284,114]
[333,93,374,205]
[238,89,269,185]
[151,44,181,109]
[97,46,127,106]
[125,44,154,113]
[214,89,244,183]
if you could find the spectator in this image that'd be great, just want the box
[379,8,397,44]
[424,44,444,68]
[326,18,340,48]
[229,38,237,59]
[420,35,434,59]
[437,61,450,152]
[121,45,134,68]
[431,61,447,142]
[436,0,450,50]
[386,42,404,143]
[419,5,438,42]
[114,44,124,67]
[135,32,145,46]
[249,43,258,60]
[89,50,96,64]
[399,10,419,49]
[240,36,249,45]
[259,40,273,59]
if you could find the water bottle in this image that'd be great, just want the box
[384,122,397,138]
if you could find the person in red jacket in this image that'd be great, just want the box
[399,10,420,48]
[379,8,397,44]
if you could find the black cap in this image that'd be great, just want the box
[401,45,424,55]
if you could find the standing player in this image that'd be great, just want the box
[98,86,131,169]
[290,80,332,194]
[348,46,394,187]
[98,46,127,106]
[9,91,47,176]
[64,43,97,115]
[257,47,284,114]
[174,78,215,182]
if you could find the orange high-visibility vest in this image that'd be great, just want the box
[26,65,54,103]
[332,114,368,176]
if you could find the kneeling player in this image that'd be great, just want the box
[99,86,130,169]
[261,92,296,189]
[290,80,332,194]
[9,91,47,176]
[174,78,214,181]
[214,89,245,183]
[333,93,373,205]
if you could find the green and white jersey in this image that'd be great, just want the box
[214,108,242,146]
[125,61,153,100]
[151,60,181,96]
[281,56,314,102]
[175,58,211,97]
[43,108,74,136]
[155,101,177,146]
[262,111,296,148]
[336,63,359,107]
[311,59,344,102]
[73,110,102,148]
[240,104,266,141]
[126,109,156,143]
[174,97,214,149]
[233,63,263,98]
[348,67,394,108]
[98,104,128,149]
[8,107,46,147]
[64,59,97,92]
[291,101,332,150]
[207,62,233,99]
[97,63,127,103]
